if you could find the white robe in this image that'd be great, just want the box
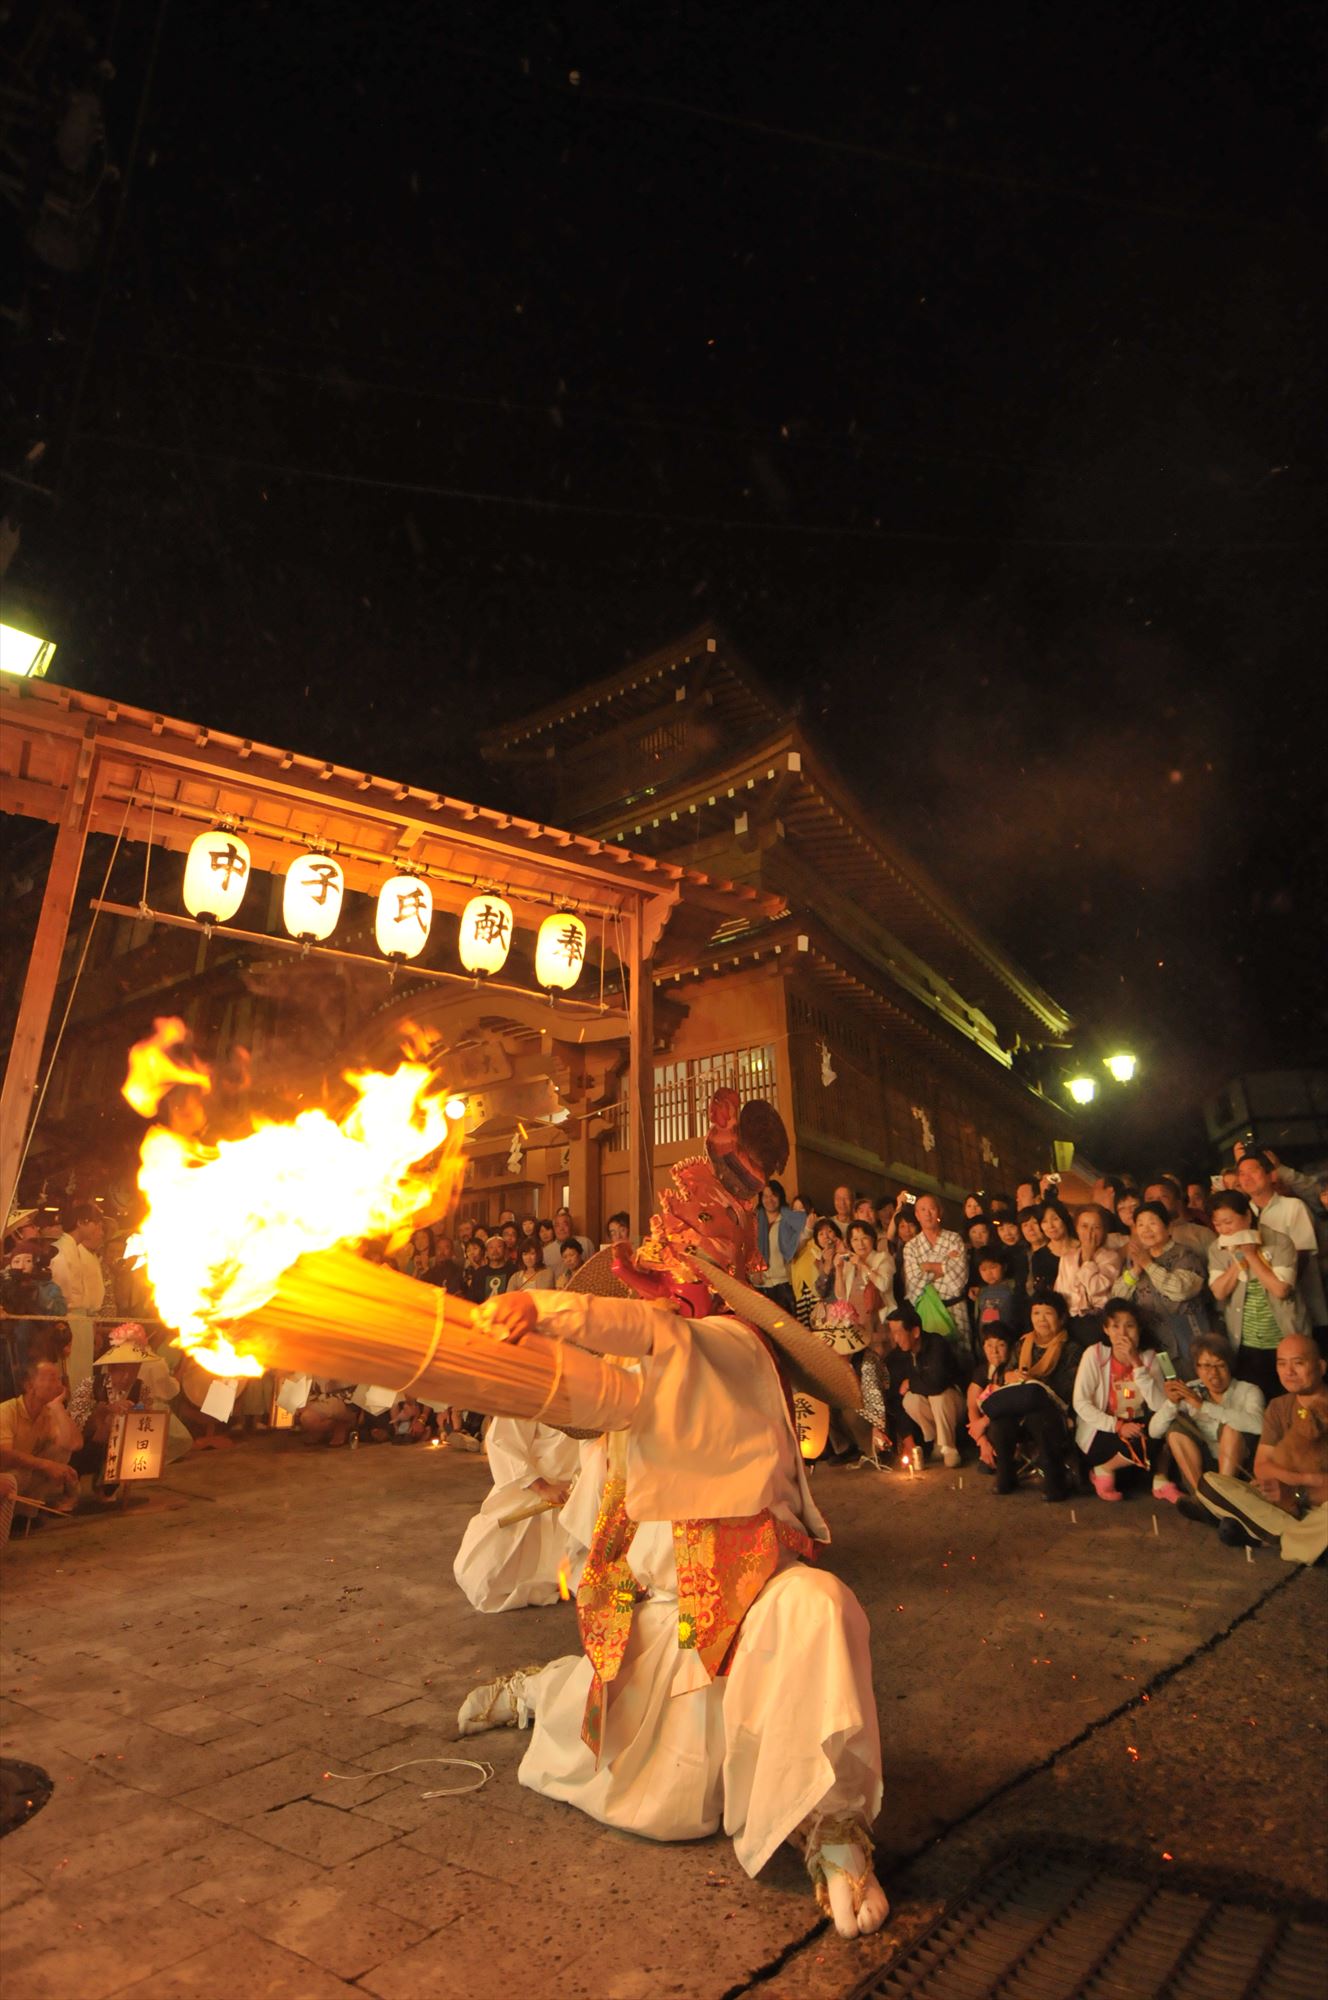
[453,1418,584,1612]
[496,1297,883,1877]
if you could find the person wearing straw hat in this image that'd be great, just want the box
[457,1097,888,1942]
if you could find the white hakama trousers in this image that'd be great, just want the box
[516,1527,881,1877]
[453,1418,583,1613]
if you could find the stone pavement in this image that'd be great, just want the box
[0,1436,1322,2000]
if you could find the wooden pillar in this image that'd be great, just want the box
[0,724,97,1227]
[626,897,656,1237]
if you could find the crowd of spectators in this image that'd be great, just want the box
[4,1154,1325,1566]
[772,1147,1328,1565]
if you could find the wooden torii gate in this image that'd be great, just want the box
[0,674,778,1232]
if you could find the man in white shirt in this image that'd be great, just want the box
[1237,1151,1327,1329]
[50,1204,106,1383]
[901,1194,971,1355]
[542,1208,595,1273]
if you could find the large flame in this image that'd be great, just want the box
[124,1038,462,1373]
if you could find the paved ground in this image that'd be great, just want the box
[1,1437,1323,2000]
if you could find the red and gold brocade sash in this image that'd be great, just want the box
[576,1467,643,1758]
[576,1454,816,1757]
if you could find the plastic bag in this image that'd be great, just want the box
[915,1281,957,1339]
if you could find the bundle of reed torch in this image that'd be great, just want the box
[229,1248,637,1433]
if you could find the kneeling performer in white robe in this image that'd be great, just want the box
[453,1416,583,1612]
[459,1096,888,1939]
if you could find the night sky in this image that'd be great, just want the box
[5,0,1325,1163]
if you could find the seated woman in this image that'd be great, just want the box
[74,1337,158,1502]
[1149,1333,1265,1502]
[1072,1299,1170,1502]
[91,1320,192,1463]
[984,1291,1081,1502]
[966,1325,1018,1472]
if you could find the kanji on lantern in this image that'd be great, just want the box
[375,873,434,959]
[458,892,514,976]
[535,910,587,991]
[182,829,251,923]
[282,851,345,941]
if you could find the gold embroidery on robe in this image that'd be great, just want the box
[672,1514,815,1677]
[576,1440,817,1756]
[575,1437,643,1756]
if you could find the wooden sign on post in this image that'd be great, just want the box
[103,1409,168,1483]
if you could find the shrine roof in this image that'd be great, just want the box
[0,673,785,926]
[477,623,781,761]
[591,725,1072,1040]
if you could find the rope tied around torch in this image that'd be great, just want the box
[397,1286,446,1394]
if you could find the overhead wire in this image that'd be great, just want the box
[69,430,1312,556]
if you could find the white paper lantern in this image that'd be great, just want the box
[535,910,587,991]
[458,893,513,976]
[182,829,251,924]
[375,873,433,959]
[282,850,344,941]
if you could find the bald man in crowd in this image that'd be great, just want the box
[1188,1334,1328,1564]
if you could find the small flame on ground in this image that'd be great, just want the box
[557,1557,573,1602]
[123,1046,463,1373]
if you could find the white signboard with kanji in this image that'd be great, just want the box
[103,1410,168,1483]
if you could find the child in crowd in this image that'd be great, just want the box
[973,1248,1019,1342]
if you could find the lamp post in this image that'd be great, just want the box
[0,620,57,679]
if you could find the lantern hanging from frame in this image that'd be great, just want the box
[182,828,251,924]
[375,872,433,960]
[458,893,513,976]
[535,910,587,992]
[282,850,344,942]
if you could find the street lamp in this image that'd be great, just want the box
[0,621,57,679]
[1067,1075,1097,1106]
[1104,1052,1137,1083]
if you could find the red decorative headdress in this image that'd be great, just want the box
[612,1090,788,1314]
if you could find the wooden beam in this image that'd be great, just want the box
[626,895,656,1237]
[0,722,97,1226]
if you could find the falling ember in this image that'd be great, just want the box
[122,1018,211,1119]
[123,1040,462,1372]
[557,1557,573,1602]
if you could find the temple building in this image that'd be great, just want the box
[1,628,1072,1240]
[481,624,1073,1218]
